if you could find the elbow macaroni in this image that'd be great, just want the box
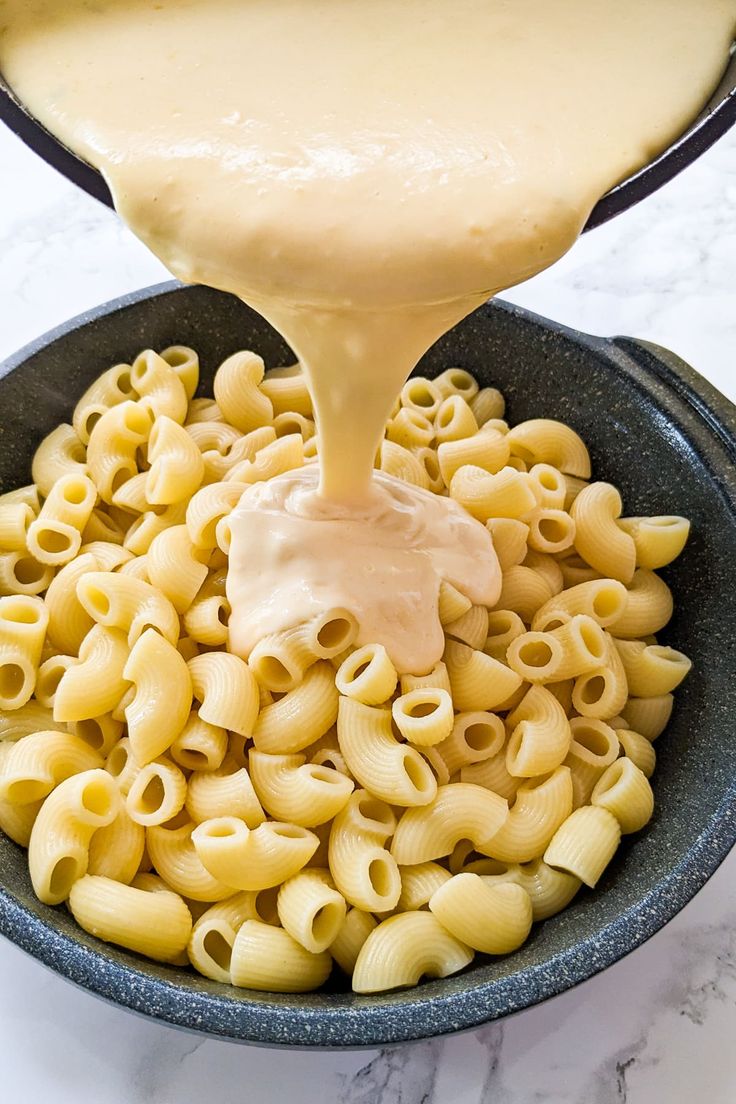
[328,790,401,913]
[192,816,318,891]
[352,911,473,994]
[337,697,437,806]
[429,874,533,955]
[0,595,49,710]
[0,351,690,994]
[249,749,354,826]
[28,768,119,904]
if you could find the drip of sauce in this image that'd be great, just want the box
[1,0,733,671]
[227,467,500,673]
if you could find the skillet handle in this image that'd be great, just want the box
[611,335,736,435]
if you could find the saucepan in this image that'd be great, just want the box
[0,281,734,1047]
[1,46,735,228]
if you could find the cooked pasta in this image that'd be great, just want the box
[69,874,193,962]
[352,911,473,993]
[0,550,55,598]
[494,563,555,622]
[0,595,49,710]
[76,570,180,646]
[437,580,472,625]
[428,874,533,954]
[505,685,572,777]
[328,789,401,912]
[214,351,273,433]
[564,717,620,808]
[169,711,228,772]
[544,805,621,888]
[186,893,259,983]
[460,745,520,800]
[31,424,88,500]
[617,515,690,570]
[192,817,318,890]
[26,473,97,566]
[591,758,654,834]
[478,857,581,921]
[185,756,265,827]
[28,768,119,904]
[260,364,313,417]
[188,650,259,736]
[185,481,247,550]
[72,363,136,445]
[507,614,606,683]
[253,660,338,752]
[613,638,691,696]
[145,820,236,901]
[159,345,200,402]
[617,727,657,778]
[124,629,192,764]
[126,758,188,826]
[386,407,434,450]
[86,401,152,504]
[479,766,573,863]
[53,625,130,722]
[621,693,674,741]
[570,631,628,721]
[532,578,628,632]
[469,386,505,425]
[444,604,489,650]
[444,639,522,711]
[335,644,398,705]
[435,710,505,775]
[399,660,452,697]
[330,907,378,975]
[527,463,567,509]
[570,482,636,584]
[249,608,358,693]
[0,350,690,996]
[485,519,529,570]
[437,429,509,484]
[391,688,454,747]
[249,748,353,826]
[0,729,102,805]
[131,350,189,424]
[450,465,538,522]
[123,500,187,556]
[396,861,452,912]
[277,868,346,953]
[146,525,208,613]
[146,415,205,505]
[390,783,508,865]
[505,419,590,478]
[87,807,145,884]
[231,919,332,992]
[337,697,437,806]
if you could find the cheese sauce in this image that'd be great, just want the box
[1,0,733,671]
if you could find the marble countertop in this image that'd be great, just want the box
[1,123,735,1104]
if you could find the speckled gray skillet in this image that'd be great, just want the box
[0,281,735,1049]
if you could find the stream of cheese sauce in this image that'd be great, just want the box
[1,0,733,671]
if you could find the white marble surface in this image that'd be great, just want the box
[1,122,736,1103]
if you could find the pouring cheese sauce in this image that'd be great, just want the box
[1,0,733,672]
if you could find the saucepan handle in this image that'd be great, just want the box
[611,335,736,447]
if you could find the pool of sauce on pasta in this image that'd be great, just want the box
[0,0,733,671]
